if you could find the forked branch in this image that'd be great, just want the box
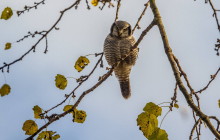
[149,0,220,138]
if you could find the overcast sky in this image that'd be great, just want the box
[0,0,220,140]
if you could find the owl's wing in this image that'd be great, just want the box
[119,36,138,65]
[104,35,121,66]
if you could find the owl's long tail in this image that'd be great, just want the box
[119,79,131,99]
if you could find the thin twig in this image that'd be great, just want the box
[195,67,220,94]
[208,0,220,32]
[114,0,121,22]
[159,110,171,128]
[0,0,82,73]
[44,36,48,53]
[190,118,202,140]
[17,0,46,16]
[132,1,150,33]
[210,116,220,132]
[170,82,178,111]
[85,0,91,9]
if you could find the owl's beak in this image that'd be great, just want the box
[118,31,123,37]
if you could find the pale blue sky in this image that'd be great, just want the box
[0,0,220,140]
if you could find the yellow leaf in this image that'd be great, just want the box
[55,74,67,90]
[22,120,38,135]
[73,109,87,123]
[37,131,60,140]
[33,105,43,119]
[0,84,11,97]
[174,103,179,109]
[1,7,13,20]
[137,112,158,138]
[218,99,220,108]
[5,43,11,50]
[74,56,90,72]
[91,0,99,6]
[148,128,168,140]
[53,134,61,140]
[63,105,74,113]
[143,102,162,117]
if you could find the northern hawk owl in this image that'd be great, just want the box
[103,20,138,99]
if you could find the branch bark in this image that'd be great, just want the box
[149,0,220,138]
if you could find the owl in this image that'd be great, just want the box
[103,20,138,99]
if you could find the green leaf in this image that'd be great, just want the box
[22,120,38,135]
[5,43,11,50]
[1,7,13,20]
[143,102,162,117]
[137,112,158,138]
[148,128,169,140]
[63,105,74,113]
[74,56,90,72]
[53,134,61,140]
[55,74,67,90]
[73,109,87,123]
[33,105,43,119]
[37,131,60,140]
[0,84,11,97]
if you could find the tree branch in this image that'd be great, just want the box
[149,0,220,138]
[132,1,150,33]
[0,0,82,72]
[26,68,113,140]
[195,67,220,94]
[17,0,46,16]
[114,0,121,21]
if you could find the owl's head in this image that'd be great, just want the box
[110,20,132,38]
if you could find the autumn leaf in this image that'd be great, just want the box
[5,43,11,50]
[137,112,158,138]
[148,128,169,140]
[1,7,13,20]
[33,105,43,119]
[0,84,11,97]
[55,74,67,90]
[74,56,90,72]
[174,103,179,109]
[143,102,162,117]
[63,105,74,114]
[91,0,99,6]
[22,120,38,135]
[73,109,87,123]
[218,100,220,108]
[37,131,60,140]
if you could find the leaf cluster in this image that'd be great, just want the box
[137,102,168,140]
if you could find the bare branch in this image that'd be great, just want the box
[114,0,121,22]
[195,67,220,94]
[132,1,150,33]
[0,0,82,72]
[169,82,178,111]
[190,118,202,140]
[149,0,220,138]
[207,0,220,32]
[17,0,46,16]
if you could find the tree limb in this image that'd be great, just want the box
[149,0,220,138]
